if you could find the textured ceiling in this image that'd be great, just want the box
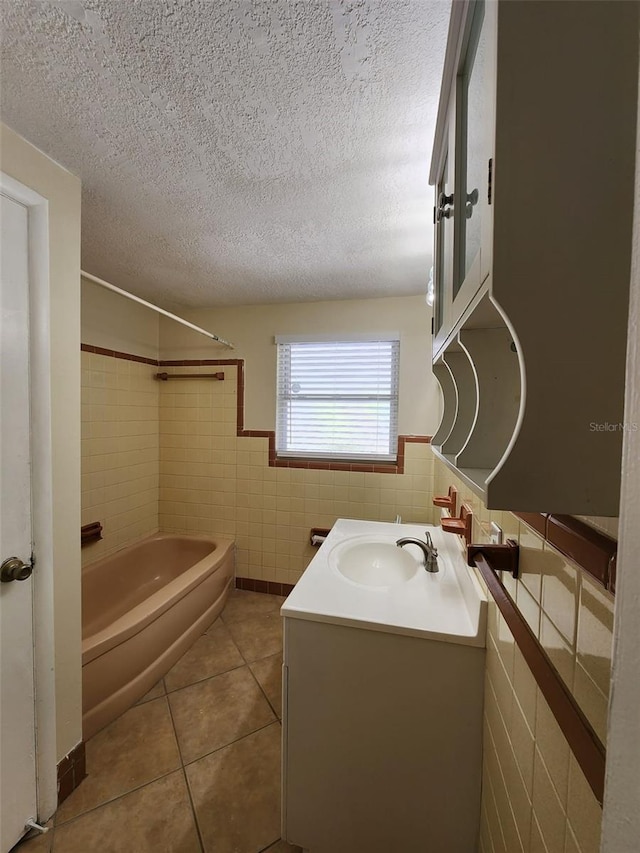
[1,0,450,308]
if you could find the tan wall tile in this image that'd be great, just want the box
[535,692,570,806]
[532,748,568,853]
[81,353,159,566]
[519,524,545,603]
[511,696,536,797]
[541,545,578,645]
[576,576,614,698]
[572,665,608,745]
[566,756,602,853]
[540,615,575,690]
[516,583,542,638]
[529,815,550,853]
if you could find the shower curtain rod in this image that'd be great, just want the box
[81,270,235,349]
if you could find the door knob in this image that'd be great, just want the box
[1,556,33,583]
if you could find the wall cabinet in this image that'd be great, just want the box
[430,0,638,515]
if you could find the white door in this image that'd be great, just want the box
[0,192,38,852]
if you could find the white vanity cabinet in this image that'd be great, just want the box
[281,618,485,853]
[280,520,487,853]
[430,0,638,514]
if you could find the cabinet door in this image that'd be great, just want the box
[452,0,493,324]
[432,99,456,358]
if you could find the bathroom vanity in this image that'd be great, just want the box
[281,519,487,853]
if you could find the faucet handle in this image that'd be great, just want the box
[425,532,437,555]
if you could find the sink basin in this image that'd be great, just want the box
[329,536,420,587]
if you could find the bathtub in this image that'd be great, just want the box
[82,533,234,739]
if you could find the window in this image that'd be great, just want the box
[276,335,400,462]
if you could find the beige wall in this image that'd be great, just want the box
[1,123,82,762]
[81,351,159,565]
[81,277,159,360]
[158,295,441,436]
[433,459,611,853]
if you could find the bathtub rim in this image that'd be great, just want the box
[82,532,235,666]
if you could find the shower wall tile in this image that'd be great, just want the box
[157,365,435,588]
[81,351,160,566]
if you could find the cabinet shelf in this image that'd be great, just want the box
[432,291,522,504]
[440,343,477,458]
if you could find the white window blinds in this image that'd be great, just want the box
[276,337,400,461]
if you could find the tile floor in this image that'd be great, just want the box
[17,590,302,853]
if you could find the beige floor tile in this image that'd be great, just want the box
[169,666,276,764]
[263,841,303,852]
[249,653,283,718]
[53,771,200,853]
[56,697,181,823]
[187,722,281,853]
[226,611,283,663]
[221,590,284,625]
[165,619,244,692]
[135,679,166,705]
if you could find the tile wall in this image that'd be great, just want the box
[81,351,160,565]
[158,364,435,588]
[433,460,615,853]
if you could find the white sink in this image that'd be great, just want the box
[329,536,420,588]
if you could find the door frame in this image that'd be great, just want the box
[1,171,57,821]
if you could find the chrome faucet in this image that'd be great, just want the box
[396,532,439,573]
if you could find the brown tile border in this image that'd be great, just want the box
[160,359,242,367]
[83,347,431,474]
[158,356,431,473]
[472,552,606,805]
[514,512,549,537]
[235,576,295,596]
[57,740,86,806]
[514,511,617,593]
[81,343,158,365]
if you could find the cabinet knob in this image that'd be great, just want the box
[465,188,479,219]
[437,192,454,222]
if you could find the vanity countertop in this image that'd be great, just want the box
[281,519,487,646]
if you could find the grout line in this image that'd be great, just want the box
[246,656,283,721]
[164,661,245,695]
[53,766,180,829]
[182,718,281,771]
[257,840,285,853]
[165,692,206,853]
